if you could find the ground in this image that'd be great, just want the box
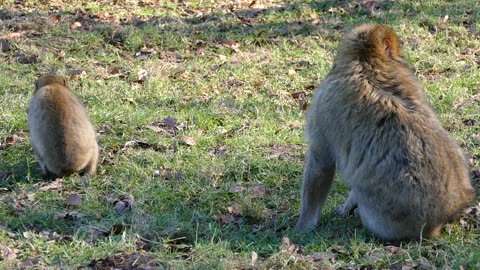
[0,0,479,269]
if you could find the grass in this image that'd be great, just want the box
[0,0,479,268]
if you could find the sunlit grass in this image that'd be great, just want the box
[0,0,479,268]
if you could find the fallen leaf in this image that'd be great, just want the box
[467,24,477,35]
[460,202,480,229]
[227,203,242,215]
[135,47,157,59]
[309,251,335,262]
[163,236,187,245]
[154,166,174,179]
[288,68,297,76]
[17,192,26,200]
[146,117,184,136]
[54,210,82,219]
[195,46,205,56]
[86,228,103,243]
[253,80,264,89]
[442,14,449,23]
[249,185,268,198]
[230,42,241,53]
[265,143,304,161]
[20,257,41,268]
[0,244,19,261]
[71,21,82,29]
[52,14,62,22]
[280,236,303,256]
[98,11,111,20]
[145,124,164,133]
[297,60,311,68]
[39,178,63,191]
[225,79,244,88]
[212,214,235,224]
[161,116,178,129]
[23,231,32,239]
[97,122,113,135]
[182,136,196,146]
[5,131,27,146]
[331,245,351,255]
[159,50,182,62]
[251,251,258,266]
[291,91,306,99]
[291,91,308,111]
[112,196,134,214]
[174,172,184,183]
[299,97,308,110]
[122,140,151,150]
[108,66,130,79]
[68,69,86,77]
[137,69,148,82]
[218,54,227,61]
[162,242,192,251]
[0,31,26,39]
[263,208,278,218]
[229,183,246,193]
[101,150,116,165]
[90,252,157,269]
[16,53,39,64]
[122,97,138,105]
[115,201,128,213]
[385,245,402,254]
[74,7,89,16]
[40,231,61,241]
[66,193,82,207]
[328,7,346,14]
[209,146,228,156]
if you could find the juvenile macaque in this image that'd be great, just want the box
[295,24,475,240]
[28,74,98,179]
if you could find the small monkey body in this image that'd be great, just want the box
[295,24,475,240]
[28,74,98,178]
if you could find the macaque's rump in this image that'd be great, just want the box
[28,74,98,179]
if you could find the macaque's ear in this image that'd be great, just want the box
[384,38,391,57]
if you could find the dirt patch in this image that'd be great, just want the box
[263,144,305,162]
[86,252,159,270]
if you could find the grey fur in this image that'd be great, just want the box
[295,24,475,240]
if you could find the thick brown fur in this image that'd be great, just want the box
[295,24,475,240]
[28,74,98,179]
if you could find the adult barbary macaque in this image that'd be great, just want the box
[295,24,475,240]
[28,74,98,179]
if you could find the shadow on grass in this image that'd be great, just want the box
[0,0,478,55]
[0,155,45,188]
